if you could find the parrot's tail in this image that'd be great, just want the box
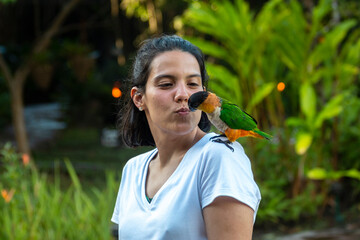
[253,129,272,140]
[224,128,272,141]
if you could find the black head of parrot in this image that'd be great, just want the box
[188,91,209,112]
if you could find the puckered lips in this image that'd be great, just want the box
[175,107,190,116]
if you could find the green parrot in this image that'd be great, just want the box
[188,91,272,151]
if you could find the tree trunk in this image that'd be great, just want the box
[110,0,125,65]
[9,76,30,155]
[146,0,161,34]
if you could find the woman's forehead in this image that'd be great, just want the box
[149,51,200,74]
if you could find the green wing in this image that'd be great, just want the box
[219,98,258,131]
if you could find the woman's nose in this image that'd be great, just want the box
[174,83,190,102]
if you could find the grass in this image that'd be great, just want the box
[0,144,120,239]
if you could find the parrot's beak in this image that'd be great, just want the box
[188,91,209,112]
[189,105,197,112]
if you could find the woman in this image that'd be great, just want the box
[111,35,261,239]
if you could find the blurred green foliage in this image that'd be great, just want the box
[308,168,360,181]
[0,143,118,239]
[0,0,16,4]
[179,0,360,225]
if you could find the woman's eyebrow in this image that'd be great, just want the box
[153,73,201,82]
[153,74,176,81]
[187,74,201,79]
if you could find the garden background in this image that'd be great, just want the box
[0,0,359,239]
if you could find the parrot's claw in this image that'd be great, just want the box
[210,135,234,152]
[209,134,226,141]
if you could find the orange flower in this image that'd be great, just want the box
[1,189,15,203]
[22,153,30,166]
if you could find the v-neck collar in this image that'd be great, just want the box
[141,133,211,209]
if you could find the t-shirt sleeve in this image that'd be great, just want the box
[111,163,129,224]
[199,141,261,220]
[111,187,121,224]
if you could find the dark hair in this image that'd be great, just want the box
[119,35,211,147]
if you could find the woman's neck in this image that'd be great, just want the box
[153,128,205,168]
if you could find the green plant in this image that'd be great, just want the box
[0,143,119,239]
[308,168,360,181]
[275,0,359,196]
[257,180,323,225]
[278,0,358,155]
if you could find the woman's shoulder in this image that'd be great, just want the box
[201,132,246,156]
[196,132,252,169]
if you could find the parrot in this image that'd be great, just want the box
[188,91,272,152]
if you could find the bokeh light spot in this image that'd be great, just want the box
[112,87,122,98]
[277,82,285,92]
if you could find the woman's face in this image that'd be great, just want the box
[138,50,204,137]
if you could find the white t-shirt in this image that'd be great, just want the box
[111,132,261,239]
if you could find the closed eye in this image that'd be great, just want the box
[158,83,173,88]
[188,82,200,87]
[187,74,201,87]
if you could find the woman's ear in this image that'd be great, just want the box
[131,87,144,110]
[130,87,138,99]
